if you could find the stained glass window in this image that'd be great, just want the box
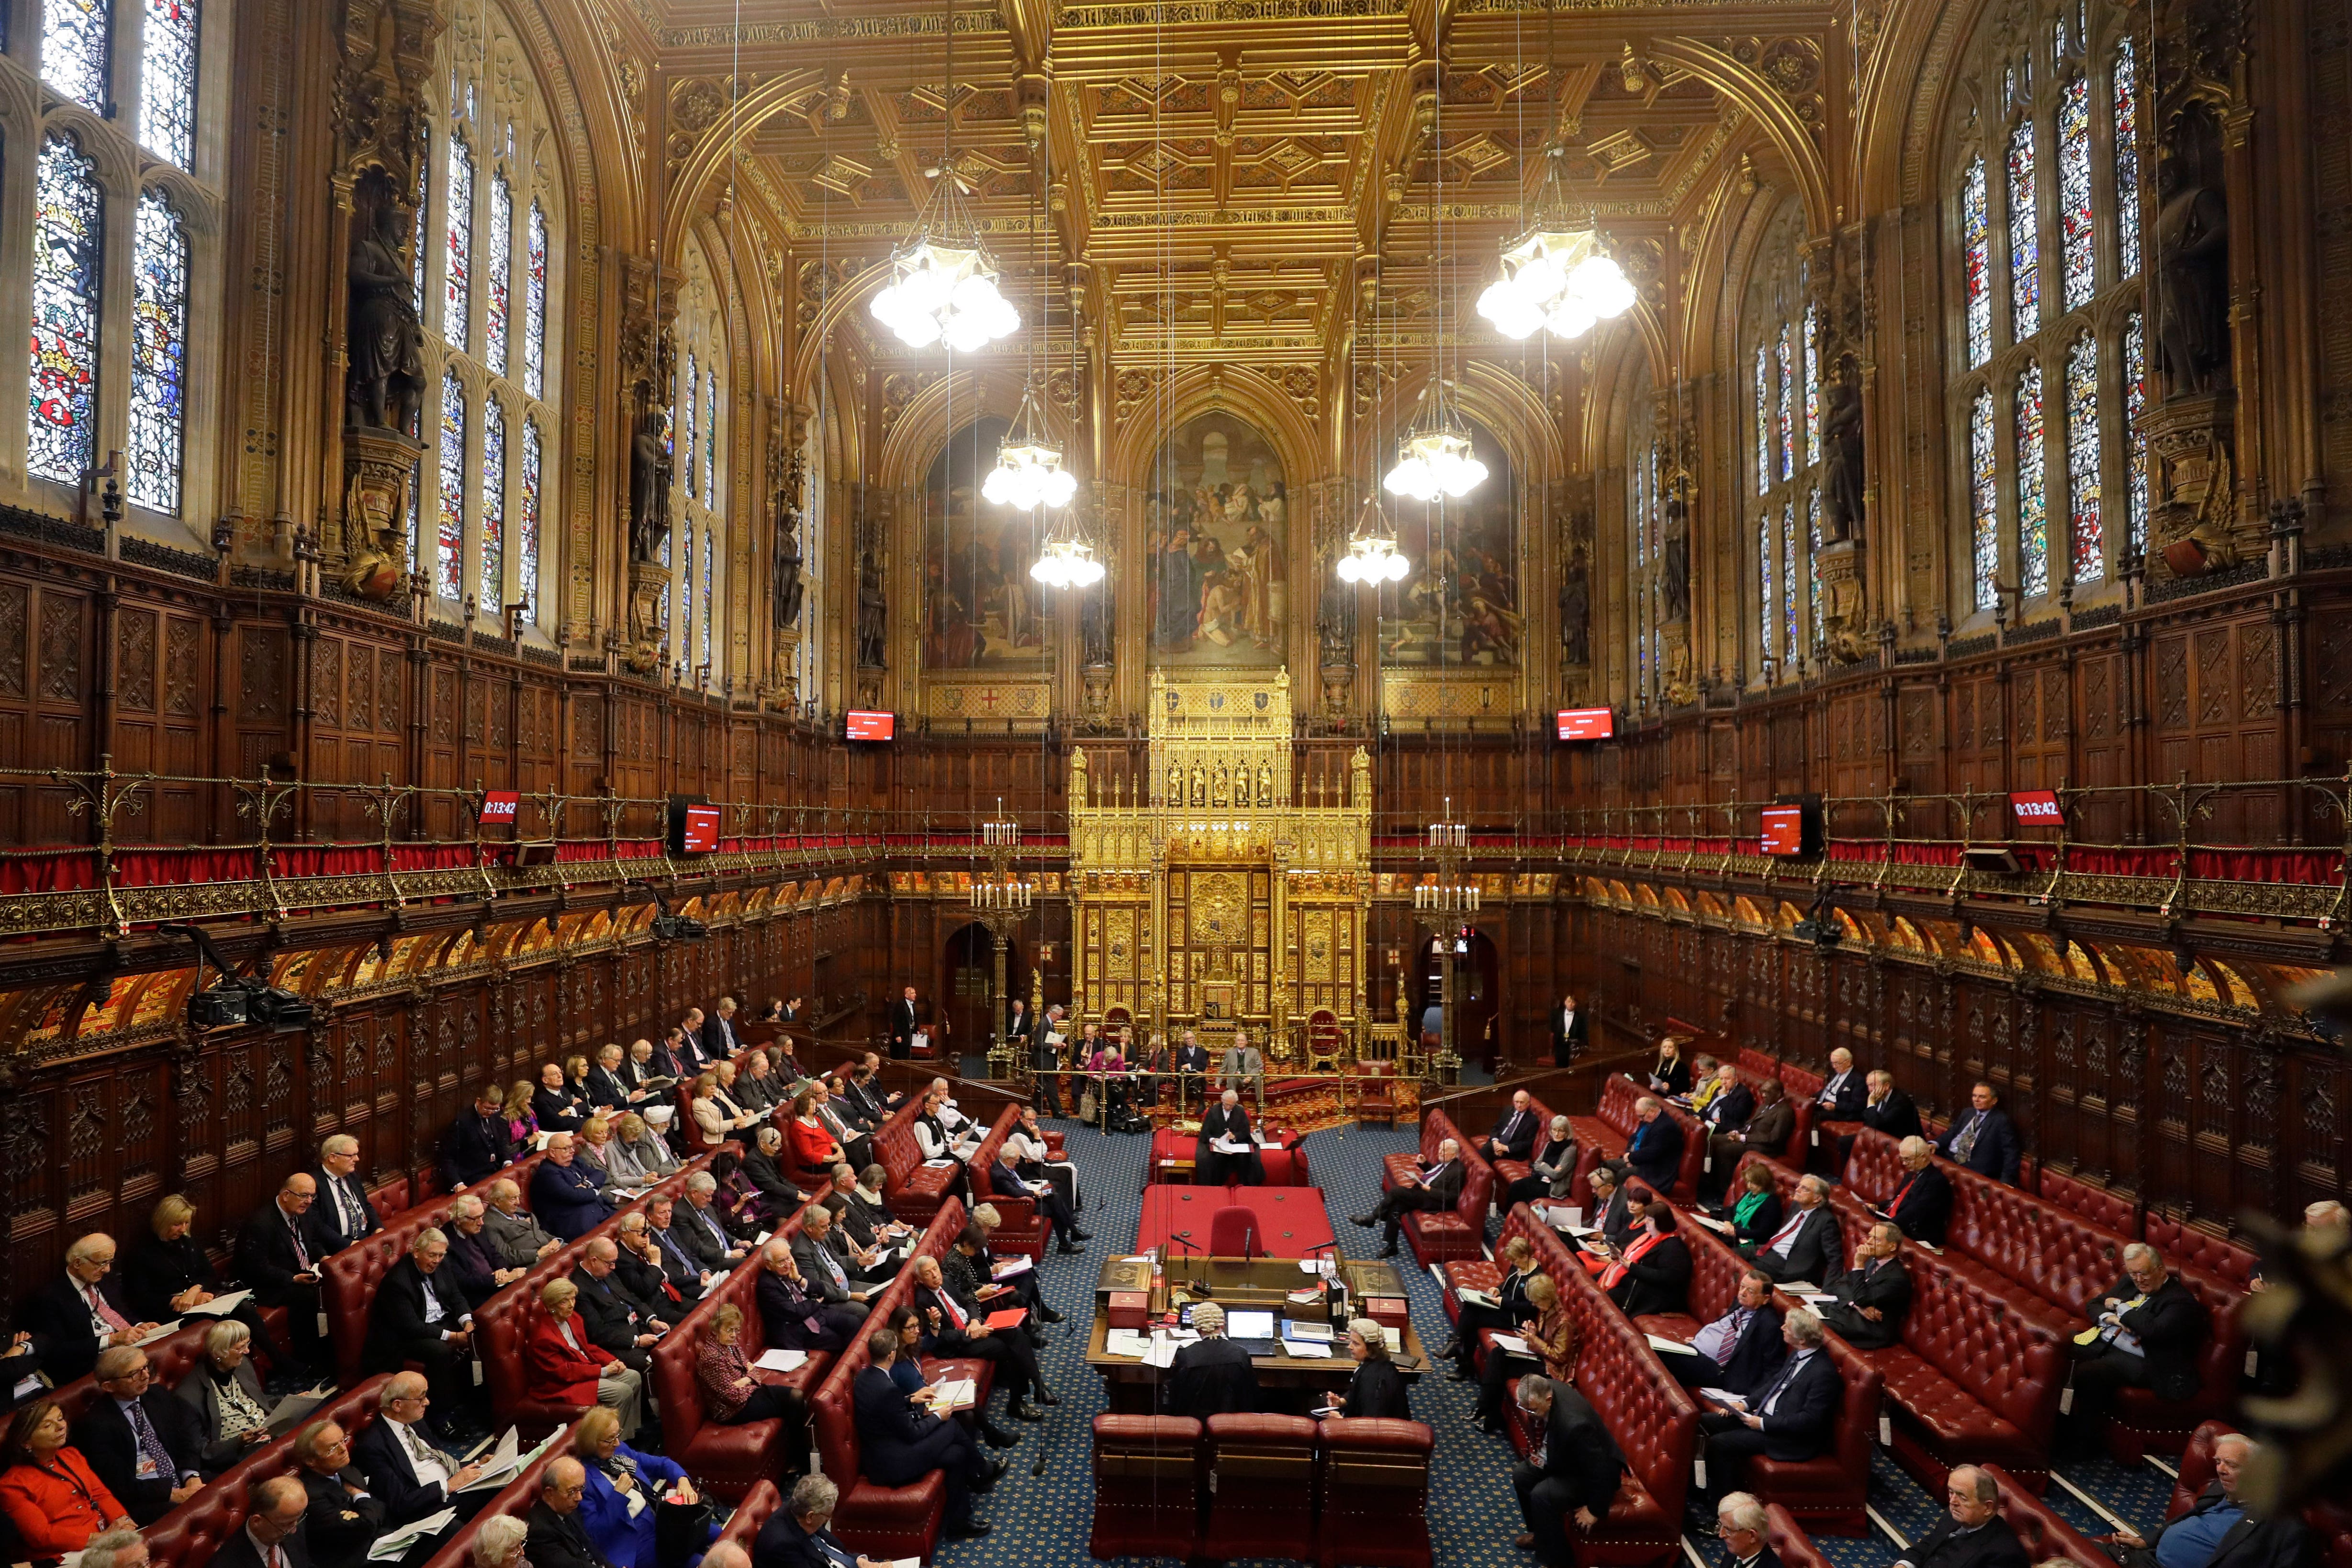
[412,126,429,323]
[28,135,104,486]
[406,456,420,574]
[700,509,715,670]
[2124,310,2149,556]
[480,397,505,611]
[444,131,473,350]
[437,373,466,600]
[519,417,541,624]
[2065,335,2103,583]
[1970,390,1999,611]
[1803,302,1822,465]
[1777,324,1796,481]
[703,369,717,501]
[2113,37,2141,278]
[2015,361,2049,598]
[2056,77,2094,313]
[1632,440,1646,567]
[1782,503,1799,662]
[1807,490,1826,647]
[678,522,694,665]
[1755,347,1772,494]
[139,0,200,168]
[1963,156,1992,367]
[43,0,111,113]
[682,353,698,501]
[484,174,511,376]
[1758,518,1773,671]
[127,190,190,515]
[523,200,547,399]
[2007,119,2038,341]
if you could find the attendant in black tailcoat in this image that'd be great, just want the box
[1550,994,1587,1068]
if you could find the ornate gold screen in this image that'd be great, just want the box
[1068,672,1370,1057]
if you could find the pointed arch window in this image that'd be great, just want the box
[127,190,191,515]
[1757,517,1774,666]
[2114,36,2141,278]
[443,131,473,350]
[412,126,429,324]
[1962,156,1993,367]
[1754,348,1771,495]
[480,397,505,612]
[700,505,715,672]
[2015,362,2049,599]
[2065,336,2103,583]
[2124,310,2149,556]
[2007,119,2039,340]
[1970,390,1999,611]
[1781,504,1799,661]
[28,135,105,486]
[44,0,112,113]
[523,200,547,399]
[484,174,511,376]
[2057,76,2095,311]
[703,369,717,502]
[682,353,699,501]
[678,522,695,670]
[436,373,467,600]
[1777,325,1796,482]
[519,417,542,624]
[1807,490,1826,648]
[139,0,202,168]
[1803,302,1822,465]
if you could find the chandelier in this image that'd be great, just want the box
[982,381,1077,512]
[1384,382,1488,502]
[869,164,1021,351]
[1475,146,1637,342]
[1029,503,1105,589]
[1415,814,1478,912]
[1335,494,1410,583]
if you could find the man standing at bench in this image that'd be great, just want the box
[1509,1373,1622,1568]
[1351,1137,1464,1258]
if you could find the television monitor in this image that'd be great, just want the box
[479,790,520,826]
[1556,706,1614,741]
[1760,803,1818,857]
[846,710,896,741]
[2011,790,2063,826]
[1224,1310,1277,1341]
[667,797,721,855]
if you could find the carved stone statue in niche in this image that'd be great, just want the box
[2153,139,2230,395]
[1820,366,1865,543]
[1317,569,1356,665]
[346,202,425,433]
[1660,484,1691,624]
[853,549,887,668]
[1080,577,1114,667]
[1557,546,1591,666]
[628,406,673,565]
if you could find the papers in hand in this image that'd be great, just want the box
[370,1507,458,1557]
[1644,1334,1702,1358]
[134,1320,182,1346]
[927,1378,978,1412]
[754,1348,809,1373]
[991,1256,1033,1280]
[1456,1288,1499,1309]
[185,1288,255,1318]
[1210,1138,1251,1154]
[1698,1388,1747,1411]
[982,1308,1028,1332]
[264,1386,332,1434]
[1490,1334,1531,1356]
[1688,1214,1734,1234]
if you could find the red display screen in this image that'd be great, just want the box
[846,710,896,741]
[1760,805,1807,856]
[2011,790,2063,825]
[680,804,721,854]
[480,790,520,824]
[1556,707,1614,741]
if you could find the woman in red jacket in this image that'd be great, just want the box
[525,1279,647,1441]
[0,1399,132,1557]
[784,1089,845,1176]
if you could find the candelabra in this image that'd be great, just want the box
[1412,802,1473,1085]
[972,805,1032,1080]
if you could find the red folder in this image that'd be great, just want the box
[983,1308,1028,1332]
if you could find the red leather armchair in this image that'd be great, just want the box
[711,1479,782,1555]
[1982,1464,2115,1568]
[2142,1217,2258,1291]
[1317,1417,1434,1568]
[1201,1413,1320,1565]
[1568,1073,1645,1164]
[1088,1415,1203,1561]
[1764,1502,1836,1568]
[806,1323,946,1561]
[141,1375,395,1568]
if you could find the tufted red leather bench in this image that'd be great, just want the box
[1489,1090,1561,1191]
[1088,1414,1203,1561]
[2038,1170,2141,1238]
[140,1375,395,1568]
[1379,1109,1493,1263]
[1764,1501,1836,1568]
[414,1415,589,1568]
[1978,1464,2114,1568]
[1202,1413,1320,1565]
[711,1479,782,1555]
[49,1321,213,1425]
[2104,1265,2248,1467]
[2142,1213,2259,1290]
[871,1099,966,1226]
[1317,1416,1434,1568]
[1568,1072,1644,1164]
[2171,1422,2352,1568]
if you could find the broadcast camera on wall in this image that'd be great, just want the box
[1790,884,1844,952]
[159,923,315,1033]
[635,883,707,943]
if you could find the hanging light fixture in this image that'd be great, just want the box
[1029,500,1106,589]
[1336,494,1411,583]
[868,168,1022,351]
[1384,380,1489,502]
[1476,145,1638,342]
[982,381,1078,511]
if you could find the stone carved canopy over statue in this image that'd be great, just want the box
[345,202,425,434]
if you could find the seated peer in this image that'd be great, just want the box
[1933,1080,2023,1186]
[705,1150,773,1233]
[1162,1301,1257,1420]
[1687,1055,1724,1111]
[1695,1309,1843,1497]
[290,1419,385,1568]
[349,1373,485,1525]
[809,1083,875,1173]
[1510,1373,1624,1568]
[853,1329,998,1540]
[1504,1117,1582,1209]
[842,1164,914,1249]
[526,1456,620,1568]
[912,1250,1050,1420]
[216,1475,310,1568]
[123,1194,285,1373]
[70,1345,206,1523]
[234,1175,331,1377]
[823,1164,918,1261]
[1601,1194,1694,1317]
[173,1320,273,1477]
[1874,1136,1954,1245]
[1715,1493,1784,1568]
[1696,1068,1756,1204]
[984,1146,1083,1253]
[1476,1274,1578,1433]
[612,1212,686,1313]
[312,1133,383,1255]
[694,1305,803,1427]
[1003,1109,1081,1212]
[565,1056,603,1125]
[587,1045,643,1112]
[21,1232,159,1386]
[363,1228,476,1437]
[889,1305,1019,1452]
[711,1061,760,1120]
[1333,1320,1410,1420]
[481,1176,565,1269]
[531,1063,590,1138]
[1890,1466,2030,1568]
[1814,1048,1868,1120]
[472,1515,532,1568]
[1665,1267,1786,1394]
[784,1089,845,1177]
[755,1474,870,1568]
[2065,1242,2208,1431]
[1859,1070,1923,1142]
[570,1239,669,1373]
[2106,1432,2310,1568]
[1815,1221,1912,1350]
[67,1529,146,1568]
[1484,1090,1542,1164]
[1744,1174,1844,1287]
[443,1195,526,1309]
[1624,1096,1686,1194]
[644,1196,718,1297]
[735,1050,782,1113]
[575,1117,621,1187]
[501,1080,543,1150]
[442,1083,518,1191]
[606,1112,678,1187]
[1588,1162,1636,1250]
[758,1239,863,1353]
[1718,1161,1785,1247]
[674,1173,752,1267]
[797,1204,893,1298]
[1448,1234,1544,1375]
[532,1133,618,1242]
[527,1279,646,1441]
[1353,1137,1465,1258]
[1737,1079,1797,1163]
[0,1399,133,1556]
[571,1406,704,1568]
[1194,1089,1266,1187]
[959,1210,1061,1326]
[1647,1037,1694,1097]
[910,1090,976,1205]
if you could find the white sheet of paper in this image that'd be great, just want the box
[1299,1259,1325,1274]
[1699,1387,1747,1410]
[185,1288,255,1318]
[1280,1338,1333,1359]
[928,1378,978,1411]
[134,1320,182,1346]
[1490,1334,1531,1356]
[1644,1334,1702,1357]
[754,1348,809,1372]
[1211,1138,1249,1154]
[369,1506,457,1557]
[1142,1333,1181,1369]
[1689,1214,1733,1233]
[1456,1288,1498,1309]
[992,1257,1033,1279]
[1105,1330,1151,1358]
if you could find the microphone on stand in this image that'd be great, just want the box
[1163,1232,1208,1295]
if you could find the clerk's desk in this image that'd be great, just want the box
[1083,1254,1426,1412]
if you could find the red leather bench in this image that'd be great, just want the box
[414,1415,589,1568]
[871,1100,967,1226]
[1981,1464,2116,1568]
[2172,1422,2352,1568]
[1202,1413,1320,1565]
[140,1375,395,1568]
[1379,1109,1493,1264]
[2038,1170,2141,1239]
[1089,1415,1203,1561]
[1569,1072,1644,1164]
[711,1479,783,1556]
[2142,1213,2259,1290]
[2103,1265,2248,1466]
[1764,1501,1837,1568]
[1317,1416,1434,1568]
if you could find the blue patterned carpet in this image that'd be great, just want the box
[930,1118,2173,1568]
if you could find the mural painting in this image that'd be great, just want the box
[1386,423,1521,666]
[921,415,1043,670]
[1147,412,1289,669]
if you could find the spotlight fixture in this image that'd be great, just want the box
[868,163,1021,351]
[1384,381,1488,502]
[1335,495,1411,584]
[633,882,708,943]
[1475,145,1638,343]
[983,381,1078,513]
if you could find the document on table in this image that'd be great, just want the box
[1644,1334,1702,1358]
[370,1508,457,1558]
[1280,1338,1333,1358]
[1456,1288,1498,1309]
[1104,1330,1152,1359]
[1490,1334,1531,1356]
[922,1158,959,1168]
[1142,1333,1182,1369]
[754,1348,809,1372]
[1211,1138,1250,1154]
[185,1289,255,1318]
[1281,1320,1333,1343]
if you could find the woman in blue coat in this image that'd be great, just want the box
[570,1407,714,1568]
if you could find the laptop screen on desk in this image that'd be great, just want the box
[1225,1310,1277,1341]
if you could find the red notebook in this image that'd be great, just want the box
[983,1308,1028,1332]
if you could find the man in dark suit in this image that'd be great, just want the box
[1004,997,1030,1053]
[1815,1221,1912,1350]
[890,986,921,1059]
[570,1239,667,1372]
[440,1085,517,1191]
[290,1418,386,1568]
[1329,1319,1409,1420]
[1484,1089,1542,1164]
[1601,1198,1694,1317]
[363,1228,475,1434]
[1813,1048,1866,1119]
[1891,1466,2030,1568]
[531,1133,616,1241]
[1933,1080,2023,1185]
[1745,1174,1844,1287]
[1838,1070,1924,1170]
[20,1233,159,1386]
[844,1053,901,1124]
[756,1474,870,1568]
[1510,1374,1624,1568]
[235,1173,331,1376]
[1029,1007,1066,1117]
[703,996,745,1062]
[1625,1096,1686,1194]
[1165,1303,1259,1419]
[1352,1137,1466,1258]
[1666,1268,1786,1394]
[754,1241,858,1353]
[70,1346,206,1523]
[312,1134,382,1255]
[1550,993,1587,1068]
[527,1457,625,1568]
[216,1475,317,1568]
[349,1373,486,1524]
[2066,1243,2209,1429]
[1697,1309,1843,1495]
[1195,1089,1266,1187]
[585,1045,641,1112]
[853,1330,998,1539]
[1697,1067,1758,1203]
[1714,1493,1784,1568]
[1588,1163,1637,1251]
[1874,1136,1955,1245]
[2107,1433,2310,1568]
